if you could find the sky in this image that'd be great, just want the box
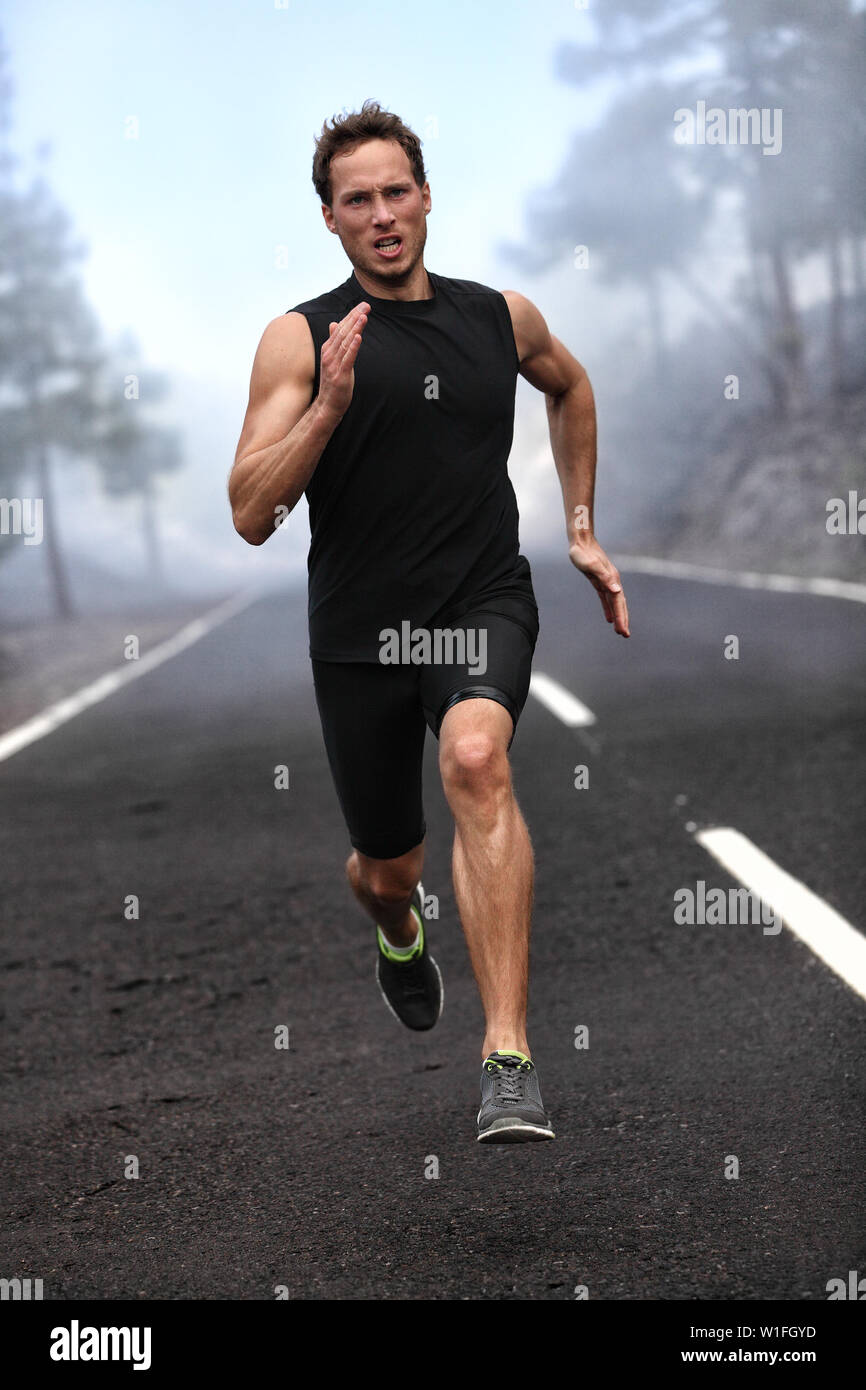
[4,0,608,372]
[0,0,625,599]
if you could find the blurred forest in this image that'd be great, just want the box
[1,2,863,622]
[0,34,182,620]
[505,0,866,577]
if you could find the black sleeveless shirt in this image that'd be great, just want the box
[287,268,536,661]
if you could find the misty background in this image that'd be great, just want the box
[0,0,864,638]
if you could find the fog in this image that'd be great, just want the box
[1,0,863,627]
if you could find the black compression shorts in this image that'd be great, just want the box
[311,598,538,861]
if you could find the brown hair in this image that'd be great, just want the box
[312,99,426,206]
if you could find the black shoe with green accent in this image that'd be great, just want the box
[375,882,443,1031]
[476,1051,555,1142]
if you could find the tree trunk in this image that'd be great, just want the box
[746,216,770,324]
[34,440,74,621]
[140,479,165,590]
[850,234,865,297]
[827,234,845,397]
[678,268,787,411]
[769,242,806,416]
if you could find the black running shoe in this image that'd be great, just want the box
[375,882,443,1031]
[476,1051,555,1142]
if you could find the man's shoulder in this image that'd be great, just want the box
[286,274,355,318]
[433,271,507,303]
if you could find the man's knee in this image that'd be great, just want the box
[348,844,423,903]
[440,729,511,800]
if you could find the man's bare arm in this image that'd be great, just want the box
[502,290,630,638]
[228,302,369,546]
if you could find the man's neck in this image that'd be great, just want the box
[351,262,433,302]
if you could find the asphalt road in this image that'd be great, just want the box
[1,558,864,1300]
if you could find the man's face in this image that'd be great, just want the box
[322,138,431,286]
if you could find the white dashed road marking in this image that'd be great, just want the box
[696,826,866,1003]
[529,672,596,727]
[617,555,866,605]
[0,589,261,766]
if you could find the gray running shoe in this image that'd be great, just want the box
[375,882,443,1031]
[476,1051,555,1142]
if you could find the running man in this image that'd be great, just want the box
[229,100,629,1143]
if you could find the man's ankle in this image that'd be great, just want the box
[482,1039,531,1061]
[379,904,419,948]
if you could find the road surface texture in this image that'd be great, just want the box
[2,558,864,1300]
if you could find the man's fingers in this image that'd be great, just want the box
[611,589,629,636]
[588,566,629,635]
[339,315,366,354]
[603,569,629,635]
[588,573,612,621]
[322,312,368,382]
[588,563,618,595]
[605,583,629,637]
[571,542,630,637]
[324,307,368,361]
[341,332,363,368]
[325,305,365,340]
[339,303,369,337]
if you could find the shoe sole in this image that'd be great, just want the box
[477,1118,555,1143]
[375,880,444,1031]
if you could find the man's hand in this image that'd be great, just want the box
[569,532,630,637]
[318,302,370,420]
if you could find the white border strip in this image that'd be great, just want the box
[617,555,866,605]
[529,672,596,726]
[0,589,261,766]
[696,826,866,1002]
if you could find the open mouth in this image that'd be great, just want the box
[373,236,403,258]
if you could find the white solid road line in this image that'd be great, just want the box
[696,826,866,1003]
[617,554,866,605]
[0,589,261,767]
[529,671,596,726]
